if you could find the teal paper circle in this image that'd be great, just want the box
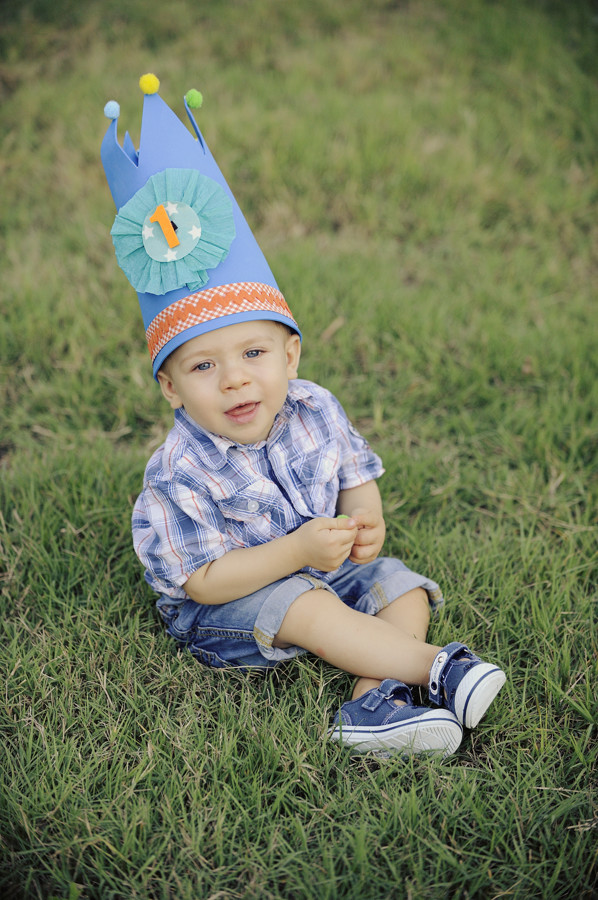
[142,202,201,262]
[110,168,236,296]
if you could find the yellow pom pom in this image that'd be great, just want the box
[139,73,160,95]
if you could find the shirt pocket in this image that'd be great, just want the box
[214,479,278,544]
[289,443,341,517]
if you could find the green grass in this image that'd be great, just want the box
[1,0,597,897]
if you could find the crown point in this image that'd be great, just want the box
[103,100,121,120]
[185,89,203,109]
[139,73,160,95]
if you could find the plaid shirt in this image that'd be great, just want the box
[132,379,384,600]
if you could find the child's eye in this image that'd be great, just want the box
[194,361,212,371]
[245,349,264,359]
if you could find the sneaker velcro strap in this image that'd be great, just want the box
[361,692,385,712]
[362,679,412,711]
[429,642,470,703]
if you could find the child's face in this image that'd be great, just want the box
[157,320,301,444]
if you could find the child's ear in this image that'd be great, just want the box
[285,333,301,379]
[156,370,183,409]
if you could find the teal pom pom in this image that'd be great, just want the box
[186,89,203,109]
[104,101,120,120]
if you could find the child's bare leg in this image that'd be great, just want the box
[278,589,506,742]
[378,587,431,642]
[273,588,441,686]
[351,587,431,700]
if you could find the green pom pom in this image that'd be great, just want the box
[186,89,203,109]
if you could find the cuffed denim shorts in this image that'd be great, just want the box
[156,557,444,670]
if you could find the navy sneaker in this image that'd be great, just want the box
[329,679,463,759]
[428,642,506,729]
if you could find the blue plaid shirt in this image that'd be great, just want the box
[132,379,384,600]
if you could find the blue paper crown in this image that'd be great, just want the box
[101,75,300,376]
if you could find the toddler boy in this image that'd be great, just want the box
[102,75,505,758]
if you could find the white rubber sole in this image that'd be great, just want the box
[330,710,463,760]
[453,664,506,729]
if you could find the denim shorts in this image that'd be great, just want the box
[156,557,444,670]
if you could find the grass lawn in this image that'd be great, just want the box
[1,0,597,897]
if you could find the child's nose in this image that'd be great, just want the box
[220,361,250,391]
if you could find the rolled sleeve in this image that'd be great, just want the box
[329,395,385,490]
[132,482,228,598]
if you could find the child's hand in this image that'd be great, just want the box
[346,507,386,565]
[294,516,359,572]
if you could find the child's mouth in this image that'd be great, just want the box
[224,402,260,424]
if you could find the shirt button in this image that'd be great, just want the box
[247,500,259,513]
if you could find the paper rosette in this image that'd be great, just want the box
[110,167,236,295]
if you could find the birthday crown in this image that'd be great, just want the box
[101,74,300,377]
